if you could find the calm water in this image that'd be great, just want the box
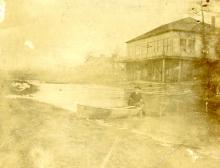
[22,83,127,112]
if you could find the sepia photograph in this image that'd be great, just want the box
[0,0,220,167]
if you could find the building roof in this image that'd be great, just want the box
[127,17,219,43]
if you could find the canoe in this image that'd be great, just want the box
[76,104,140,119]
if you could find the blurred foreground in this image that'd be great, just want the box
[1,97,220,168]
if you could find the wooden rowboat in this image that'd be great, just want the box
[76,104,140,119]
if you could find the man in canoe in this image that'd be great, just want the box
[128,86,145,117]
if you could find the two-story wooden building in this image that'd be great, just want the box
[122,17,219,83]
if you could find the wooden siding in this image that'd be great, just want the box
[126,31,219,61]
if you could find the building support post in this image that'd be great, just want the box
[126,63,130,81]
[178,59,183,82]
[162,58,166,83]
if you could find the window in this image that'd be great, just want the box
[153,41,155,53]
[168,39,173,54]
[180,39,187,53]
[144,45,148,57]
[188,39,195,54]
[147,42,153,56]
[163,38,169,53]
[158,40,163,54]
[156,41,160,53]
[141,46,147,58]
[132,47,135,57]
[135,47,140,56]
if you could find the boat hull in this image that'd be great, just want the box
[76,104,140,119]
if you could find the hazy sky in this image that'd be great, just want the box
[0,0,220,70]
